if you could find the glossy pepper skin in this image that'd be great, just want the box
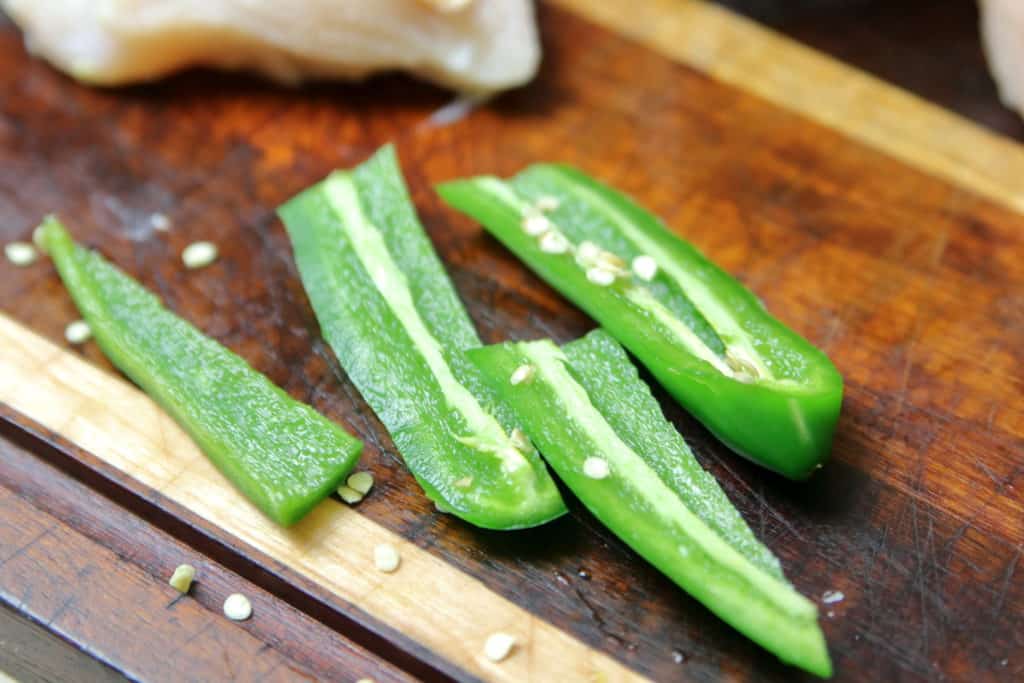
[469,330,831,677]
[438,166,843,479]
[40,217,362,526]
[278,145,565,530]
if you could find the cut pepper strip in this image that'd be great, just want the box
[468,330,831,677]
[278,145,565,529]
[40,217,362,526]
[437,166,844,478]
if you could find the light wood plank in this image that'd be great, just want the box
[0,314,645,683]
[552,0,1024,214]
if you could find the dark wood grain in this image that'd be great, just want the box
[0,434,416,683]
[0,3,1022,682]
[714,0,1024,141]
[0,605,126,683]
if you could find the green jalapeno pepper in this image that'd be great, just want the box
[278,145,565,529]
[438,165,843,479]
[41,216,363,526]
[468,330,831,677]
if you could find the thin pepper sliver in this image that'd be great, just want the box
[40,216,363,526]
[278,145,566,530]
[437,166,844,479]
[468,330,832,677]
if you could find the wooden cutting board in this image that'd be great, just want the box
[2,1,1023,681]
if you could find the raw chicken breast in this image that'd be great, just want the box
[1,0,540,94]
[979,0,1024,117]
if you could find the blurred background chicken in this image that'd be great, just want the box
[0,0,540,94]
[979,0,1023,118]
[3,0,1022,122]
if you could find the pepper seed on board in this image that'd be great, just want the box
[374,543,401,573]
[5,242,38,267]
[347,471,374,495]
[181,241,218,269]
[337,485,364,504]
[223,593,252,621]
[484,632,517,662]
[64,320,92,345]
[168,564,195,594]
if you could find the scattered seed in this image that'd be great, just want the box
[510,427,531,452]
[168,564,195,593]
[576,242,627,276]
[631,255,658,281]
[484,632,517,662]
[583,456,610,479]
[822,590,845,604]
[64,320,92,345]
[509,364,535,385]
[149,212,171,232]
[539,230,569,254]
[595,251,626,273]
[521,214,550,236]
[671,649,688,664]
[181,241,218,269]
[576,240,601,266]
[223,593,252,621]
[454,476,474,488]
[347,471,374,495]
[577,567,591,580]
[337,485,364,504]
[586,267,616,287]
[373,543,401,573]
[826,610,835,618]
[5,241,38,266]
[534,195,560,212]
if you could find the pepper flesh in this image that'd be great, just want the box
[468,330,832,677]
[40,217,362,526]
[438,166,844,479]
[278,145,565,529]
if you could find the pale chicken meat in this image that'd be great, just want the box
[1,0,540,94]
[979,0,1024,118]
